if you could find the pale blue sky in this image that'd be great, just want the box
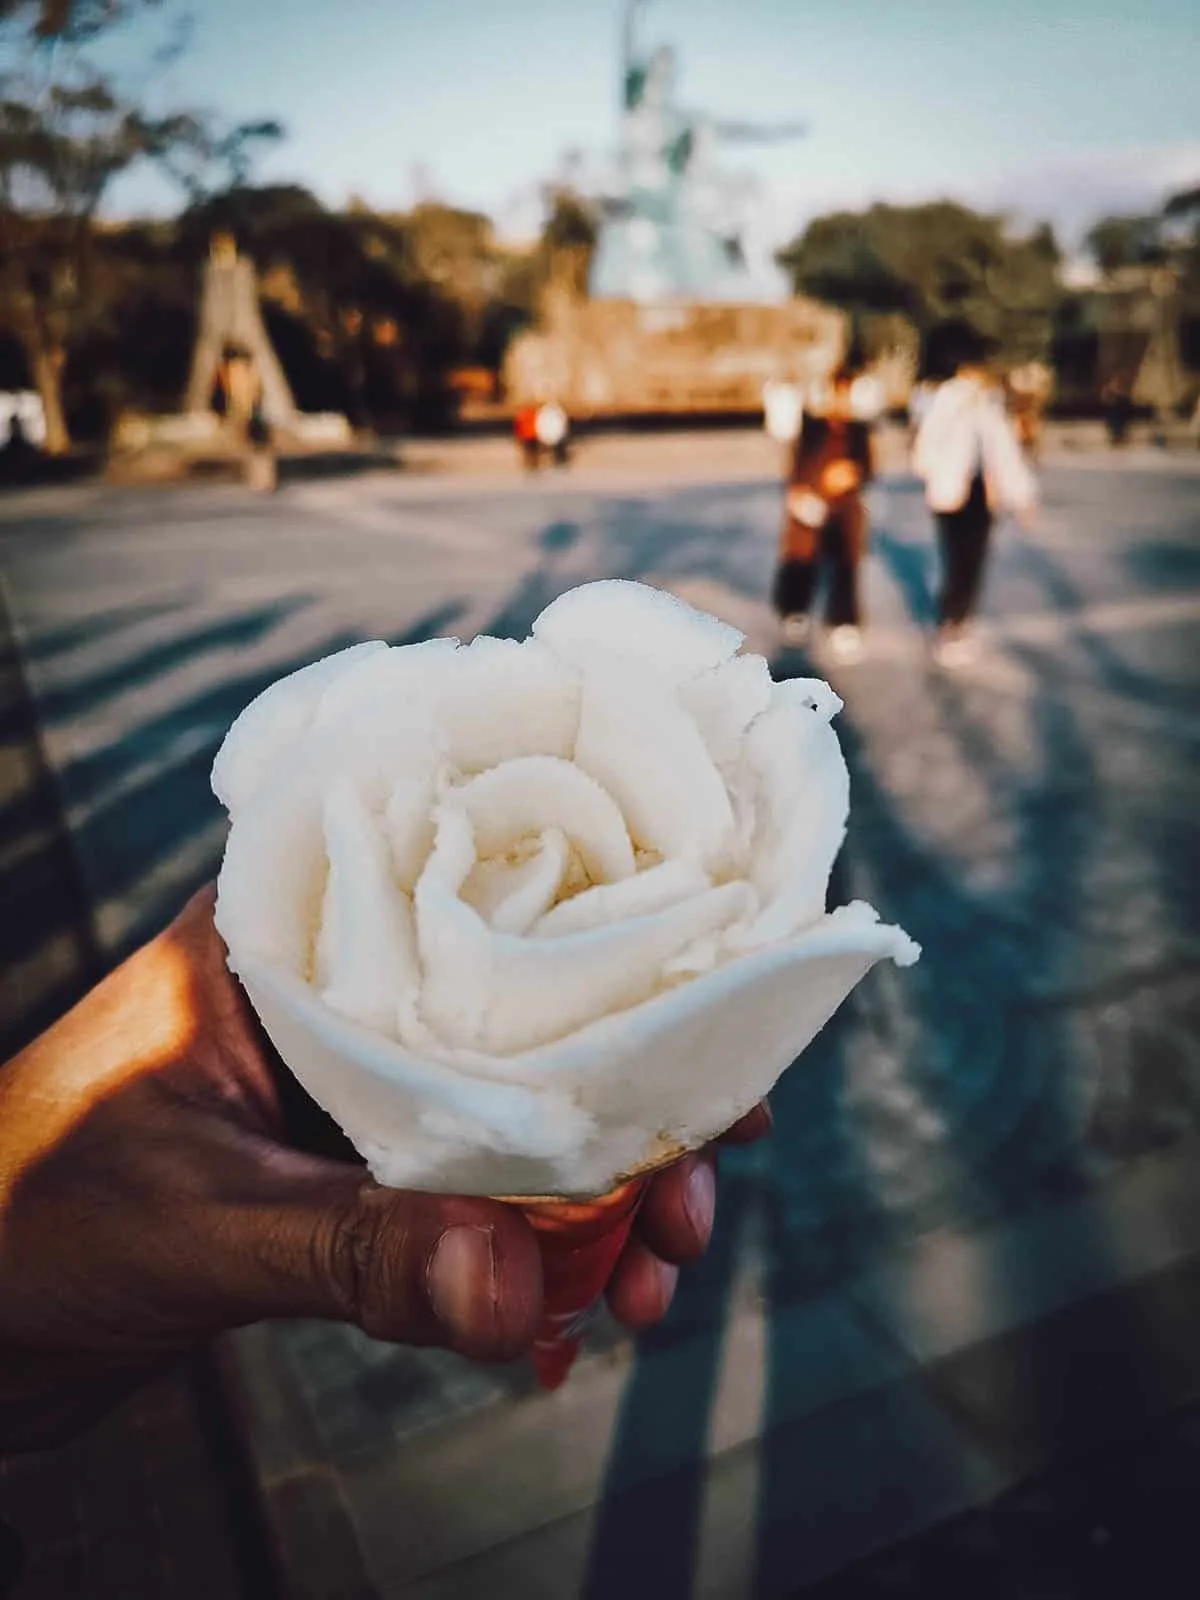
[103,0,1200,243]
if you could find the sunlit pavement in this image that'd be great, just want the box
[1,441,1198,1597]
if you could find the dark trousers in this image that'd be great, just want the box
[936,474,992,625]
[773,499,864,626]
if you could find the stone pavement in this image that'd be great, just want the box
[0,438,1198,1597]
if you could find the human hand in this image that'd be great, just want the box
[785,486,827,529]
[819,459,861,499]
[0,888,769,1449]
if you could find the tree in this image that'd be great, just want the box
[174,186,490,429]
[538,186,599,299]
[0,1,279,451]
[483,186,599,374]
[1085,214,1164,274]
[1082,187,1200,394]
[777,201,1063,361]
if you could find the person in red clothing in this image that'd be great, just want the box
[514,402,542,470]
[774,361,875,662]
[514,401,570,471]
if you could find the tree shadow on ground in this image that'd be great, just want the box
[1,593,466,1051]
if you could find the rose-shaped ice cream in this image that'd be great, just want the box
[213,580,918,1198]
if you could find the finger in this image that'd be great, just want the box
[606,1238,679,1332]
[199,1127,543,1361]
[636,1148,716,1265]
[717,1099,772,1145]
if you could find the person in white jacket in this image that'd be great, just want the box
[913,324,1036,665]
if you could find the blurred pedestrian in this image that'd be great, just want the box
[514,399,570,471]
[1007,360,1052,460]
[514,402,541,470]
[219,344,277,491]
[535,400,571,467]
[1102,376,1135,447]
[773,360,875,662]
[763,377,803,449]
[913,322,1036,667]
[245,401,278,493]
[0,391,46,453]
[907,377,938,447]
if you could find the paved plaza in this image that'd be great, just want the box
[1,432,1198,1597]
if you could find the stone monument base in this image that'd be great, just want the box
[504,296,846,417]
[106,410,356,483]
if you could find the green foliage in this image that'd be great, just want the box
[1085,183,1200,337]
[1086,186,1199,282]
[1085,214,1165,273]
[777,201,1062,361]
[538,187,599,295]
[170,186,510,429]
[1164,185,1200,223]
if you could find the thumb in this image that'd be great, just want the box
[203,1130,544,1361]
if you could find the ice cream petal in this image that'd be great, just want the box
[411,806,491,1045]
[384,776,438,891]
[315,777,420,1037]
[211,641,387,815]
[533,578,744,684]
[456,755,636,884]
[535,858,711,937]
[500,904,920,1193]
[677,651,774,768]
[214,758,327,975]
[738,699,850,943]
[574,652,736,871]
[311,634,580,778]
[230,900,914,1197]
[773,676,844,722]
[313,637,461,730]
[417,862,753,1054]
[462,826,570,934]
[448,636,582,771]
[233,957,595,1193]
[475,879,751,1054]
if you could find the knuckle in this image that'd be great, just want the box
[322,1188,390,1329]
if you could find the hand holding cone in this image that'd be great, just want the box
[209,581,919,1385]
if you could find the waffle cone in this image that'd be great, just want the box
[500,1143,690,1390]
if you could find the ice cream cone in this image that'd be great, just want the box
[503,1143,690,1390]
[513,1178,647,1390]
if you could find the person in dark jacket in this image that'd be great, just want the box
[773,362,874,661]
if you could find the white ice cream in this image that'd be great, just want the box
[213,579,918,1197]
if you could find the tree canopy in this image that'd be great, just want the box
[777,201,1062,361]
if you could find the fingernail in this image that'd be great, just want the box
[655,1259,680,1315]
[426,1227,496,1342]
[683,1159,716,1246]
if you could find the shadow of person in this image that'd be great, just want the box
[583,712,890,1598]
[872,522,938,627]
